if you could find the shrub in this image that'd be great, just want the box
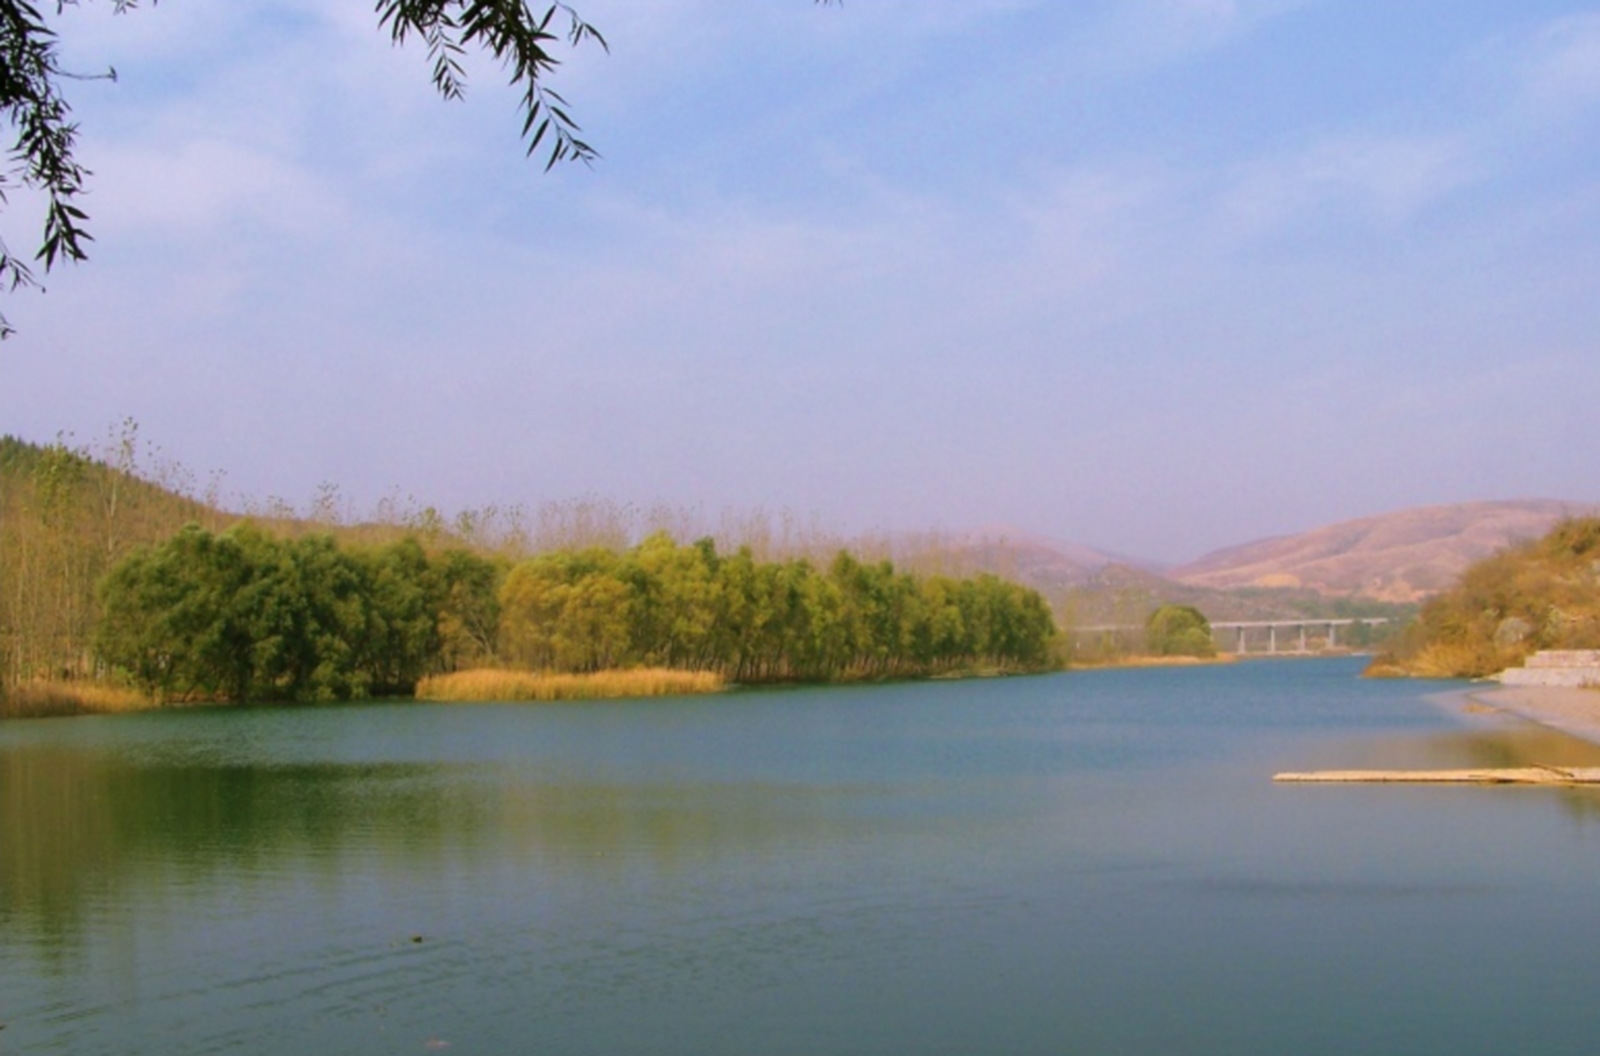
[1145,605,1217,658]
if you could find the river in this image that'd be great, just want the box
[5,658,1600,1055]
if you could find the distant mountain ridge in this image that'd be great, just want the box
[951,500,1598,617]
[1170,500,1597,603]
[929,528,1151,590]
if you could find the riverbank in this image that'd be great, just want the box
[4,663,1060,719]
[1466,685,1600,746]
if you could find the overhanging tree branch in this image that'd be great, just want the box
[1,2,841,338]
[376,1,607,169]
[0,1,609,338]
[0,0,108,337]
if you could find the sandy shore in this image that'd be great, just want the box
[1466,685,1600,746]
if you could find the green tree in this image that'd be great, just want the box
[96,523,257,701]
[432,548,503,671]
[499,547,632,672]
[618,533,721,670]
[353,538,439,696]
[914,576,969,670]
[95,524,458,702]
[1145,604,1216,658]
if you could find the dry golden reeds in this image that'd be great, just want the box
[415,667,726,703]
[1405,642,1509,680]
[0,680,152,720]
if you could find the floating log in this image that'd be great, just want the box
[1274,766,1600,785]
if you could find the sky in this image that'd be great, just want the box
[3,1,1600,562]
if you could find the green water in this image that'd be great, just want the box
[6,659,1600,1054]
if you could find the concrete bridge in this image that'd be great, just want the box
[1211,618,1391,654]
[1071,618,1391,655]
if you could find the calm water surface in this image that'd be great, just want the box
[6,658,1600,1055]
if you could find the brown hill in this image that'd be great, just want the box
[1172,500,1598,603]
[915,528,1143,591]
[912,532,1409,627]
[1052,563,1407,626]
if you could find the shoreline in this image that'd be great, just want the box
[1465,684,1600,747]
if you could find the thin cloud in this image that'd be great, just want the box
[1219,131,1477,236]
[1521,13,1600,117]
[1075,0,1313,76]
[88,140,344,240]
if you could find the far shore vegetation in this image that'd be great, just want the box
[2,430,1061,719]
[2,426,1422,720]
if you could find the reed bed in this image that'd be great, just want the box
[0,680,152,720]
[416,667,726,703]
[1403,642,1508,680]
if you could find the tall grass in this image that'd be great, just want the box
[1404,642,1510,680]
[0,680,152,720]
[416,667,726,703]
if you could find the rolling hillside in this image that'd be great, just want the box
[1169,500,1597,603]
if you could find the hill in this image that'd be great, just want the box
[1050,563,1409,627]
[1170,500,1597,603]
[6,425,1593,687]
[904,528,1146,590]
[2,434,233,694]
[1372,517,1600,678]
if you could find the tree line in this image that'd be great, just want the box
[93,525,1057,704]
[1,431,1061,707]
[497,532,1057,683]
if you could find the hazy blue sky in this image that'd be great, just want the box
[4,1,1599,560]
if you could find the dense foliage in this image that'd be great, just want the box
[1373,518,1600,678]
[1144,604,1216,658]
[3,432,1059,709]
[497,533,1058,683]
[97,525,499,703]
[94,526,1059,703]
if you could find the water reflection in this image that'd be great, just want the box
[1292,708,1600,821]
[12,664,1600,1056]
[14,683,1600,950]
[0,748,435,943]
[0,743,907,951]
